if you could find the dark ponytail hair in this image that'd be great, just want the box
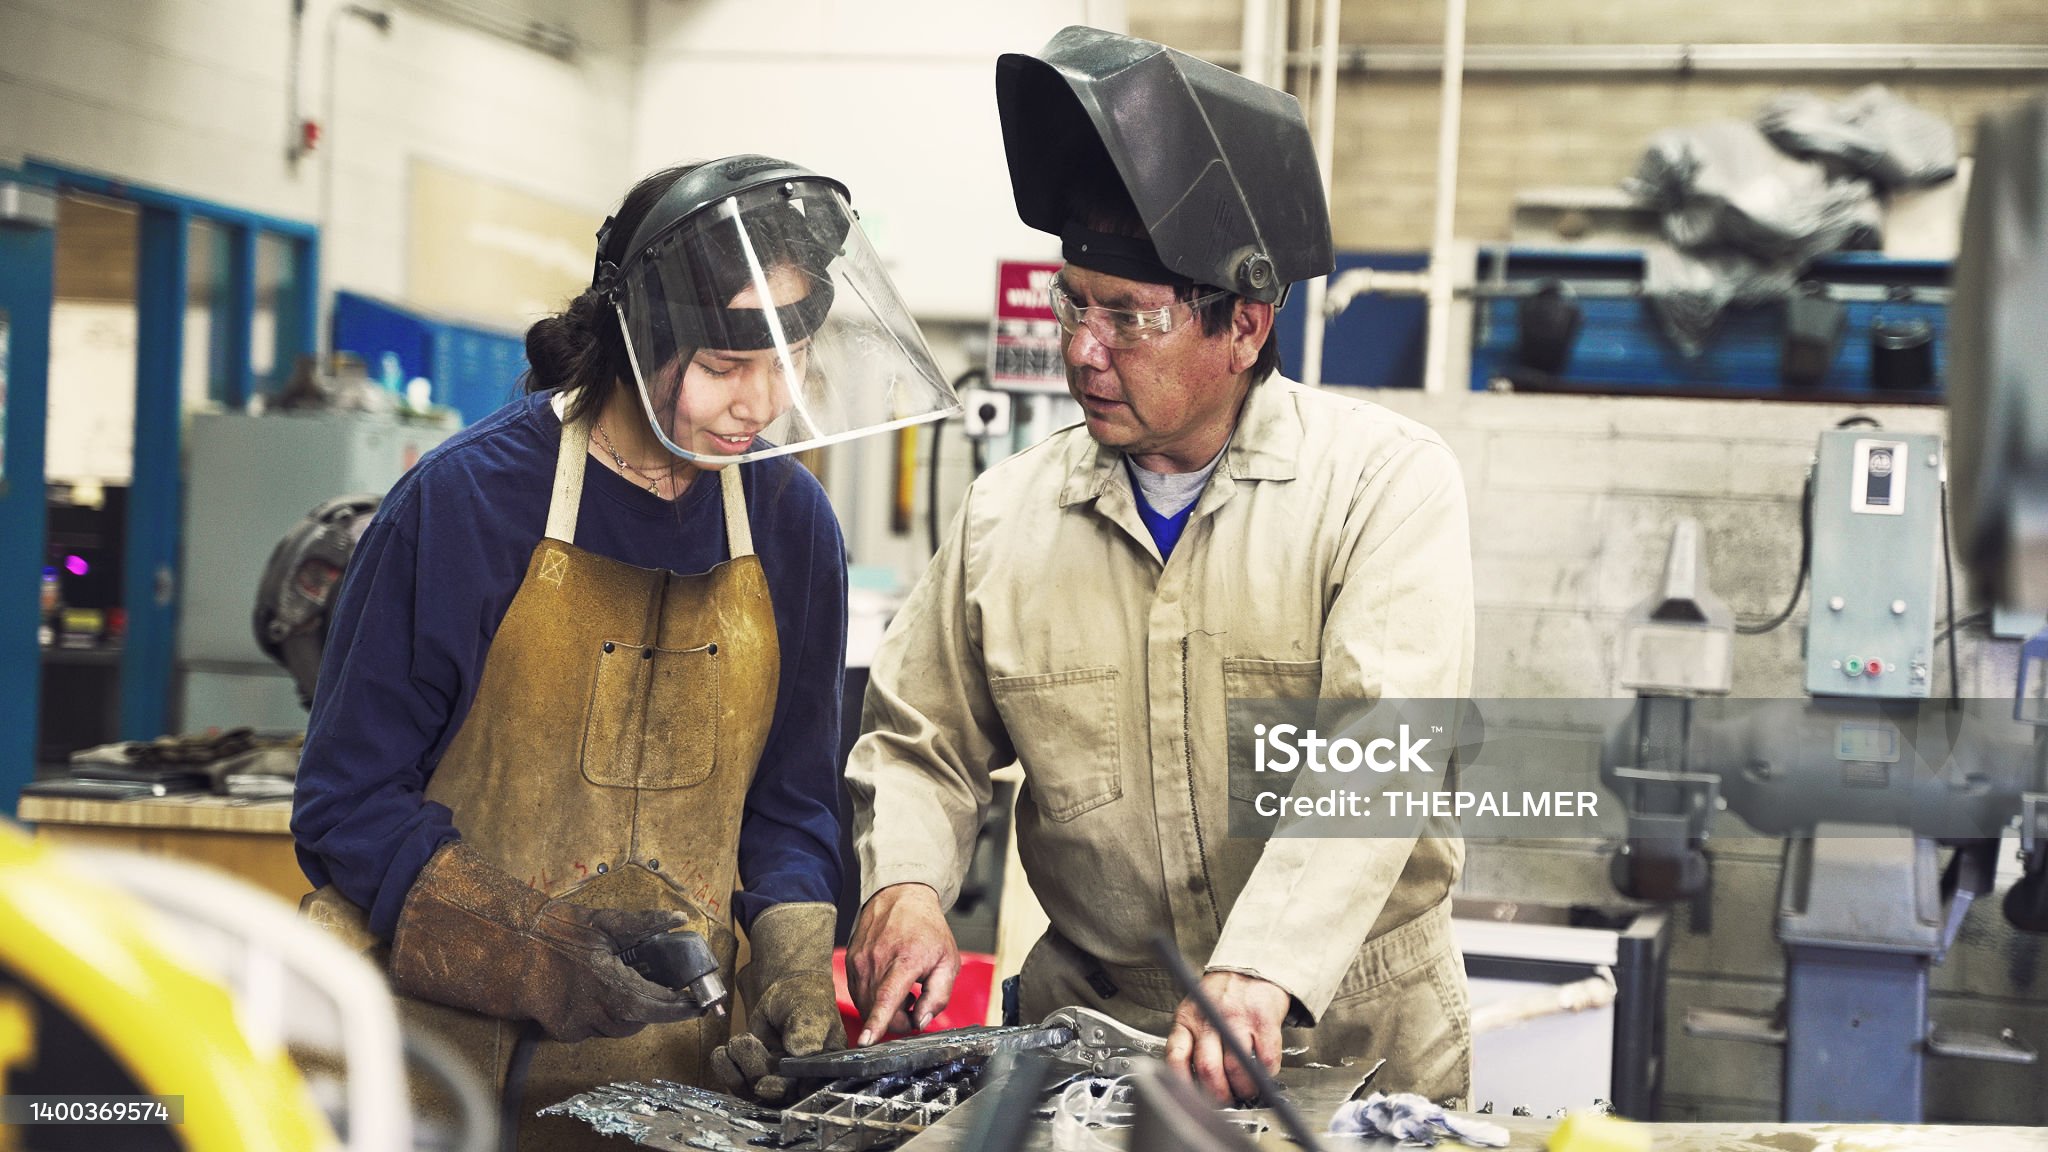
[523,164,703,425]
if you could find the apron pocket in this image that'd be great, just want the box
[581,641,719,790]
[991,666,1122,822]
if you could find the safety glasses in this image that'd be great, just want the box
[1047,278,1232,350]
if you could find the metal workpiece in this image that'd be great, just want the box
[778,1023,1077,1080]
[546,1011,1172,1149]
[539,1054,2048,1152]
[781,1061,983,1150]
[776,1009,1166,1081]
[536,1080,785,1150]
[763,1011,1167,1149]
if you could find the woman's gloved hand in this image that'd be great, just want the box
[711,902,845,1102]
[389,841,701,1041]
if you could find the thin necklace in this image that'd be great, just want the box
[593,421,674,496]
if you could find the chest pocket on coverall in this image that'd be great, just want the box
[1221,657,1323,807]
[991,666,1123,822]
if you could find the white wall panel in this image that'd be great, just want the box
[632,0,1129,320]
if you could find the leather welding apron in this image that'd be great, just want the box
[315,414,780,1149]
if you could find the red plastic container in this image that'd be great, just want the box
[832,948,996,1041]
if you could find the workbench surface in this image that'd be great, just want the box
[16,793,305,903]
[17,792,292,834]
[902,1063,2048,1151]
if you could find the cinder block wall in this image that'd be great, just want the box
[1353,386,2042,1123]
[1133,0,2048,247]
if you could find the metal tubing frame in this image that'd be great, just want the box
[1208,42,2048,75]
[224,225,259,407]
[0,170,57,811]
[1237,0,1278,88]
[125,204,189,740]
[22,161,320,741]
[1298,0,1343,387]
[25,164,321,245]
[1421,0,1469,394]
[1287,1,1471,393]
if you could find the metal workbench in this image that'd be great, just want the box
[897,1063,2048,1151]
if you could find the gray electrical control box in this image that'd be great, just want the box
[1804,430,1943,698]
[180,410,457,731]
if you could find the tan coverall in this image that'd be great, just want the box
[848,376,1478,1101]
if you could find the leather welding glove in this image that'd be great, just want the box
[388,841,701,1042]
[711,901,845,1103]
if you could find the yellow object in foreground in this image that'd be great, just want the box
[1548,1110,1653,1152]
[0,818,337,1150]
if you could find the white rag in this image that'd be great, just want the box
[1329,1092,1510,1147]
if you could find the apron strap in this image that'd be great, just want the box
[552,406,754,557]
[548,413,592,544]
[720,464,755,558]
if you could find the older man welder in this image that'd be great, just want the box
[844,26,1476,1107]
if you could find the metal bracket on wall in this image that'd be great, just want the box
[0,182,57,230]
[1927,1024,2038,1065]
[2020,793,2048,857]
[1684,1006,1787,1047]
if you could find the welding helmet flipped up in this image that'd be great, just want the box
[593,156,958,464]
[255,493,381,708]
[996,26,1334,303]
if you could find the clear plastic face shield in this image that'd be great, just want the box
[613,178,958,464]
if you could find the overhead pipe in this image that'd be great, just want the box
[1265,0,1291,87]
[1420,0,1468,393]
[1295,0,1473,392]
[1238,0,1276,88]
[1298,0,1343,387]
[1202,42,2048,75]
[316,4,393,356]
[287,0,307,169]
[399,0,578,62]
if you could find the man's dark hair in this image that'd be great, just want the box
[1070,185,1283,384]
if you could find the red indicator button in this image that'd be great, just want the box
[1867,659,1884,676]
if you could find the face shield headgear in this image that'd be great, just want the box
[594,156,958,463]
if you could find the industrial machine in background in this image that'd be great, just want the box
[37,484,129,764]
[254,493,382,709]
[181,408,454,734]
[1603,423,2043,1123]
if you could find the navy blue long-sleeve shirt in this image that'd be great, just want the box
[292,391,847,940]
